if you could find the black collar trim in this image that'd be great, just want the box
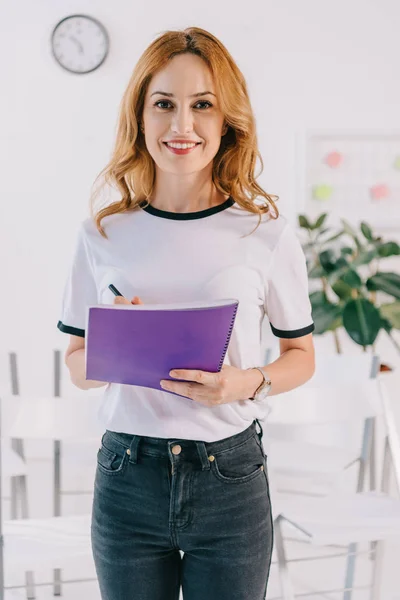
[139,197,235,220]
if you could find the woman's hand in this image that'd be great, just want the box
[160,364,263,406]
[114,295,143,305]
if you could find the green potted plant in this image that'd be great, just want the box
[298,213,400,357]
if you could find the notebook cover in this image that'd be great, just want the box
[85,300,239,393]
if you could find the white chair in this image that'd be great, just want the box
[264,354,380,498]
[0,441,29,525]
[5,355,29,521]
[0,351,103,600]
[269,375,400,600]
[3,514,92,570]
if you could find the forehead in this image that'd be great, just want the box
[147,54,215,95]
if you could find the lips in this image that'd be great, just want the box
[163,142,201,146]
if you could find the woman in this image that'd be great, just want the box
[58,26,315,600]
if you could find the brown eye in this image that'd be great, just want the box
[193,101,213,109]
[154,100,172,109]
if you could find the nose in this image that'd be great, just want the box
[171,106,194,134]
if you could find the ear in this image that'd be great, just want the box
[222,123,228,136]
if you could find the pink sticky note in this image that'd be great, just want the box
[324,151,343,168]
[370,184,390,200]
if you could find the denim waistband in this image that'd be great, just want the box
[104,419,264,466]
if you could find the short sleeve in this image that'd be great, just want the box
[264,223,315,338]
[57,224,98,338]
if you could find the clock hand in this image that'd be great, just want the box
[69,36,84,54]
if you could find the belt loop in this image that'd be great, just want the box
[195,441,211,470]
[254,418,263,442]
[128,435,141,464]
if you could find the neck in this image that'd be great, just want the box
[148,172,227,213]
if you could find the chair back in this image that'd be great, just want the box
[266,353,380,450]
[3,394,104,441]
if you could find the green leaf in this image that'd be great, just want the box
[342,298,381,346]
[341,218,359,239]
[319,250,337,273]
[314,213,328,229]
[323,230,345,243]
[308,265,326,278]
[310,291,328,306]
[340,268,363,289]
[309,292,343,335]
[332,279,353,300]
[298,215,311,229]
[360,222,374,241]
[335,257,350,270]
[381,317,393,333]
[341,218,363,250]
[376,242,400,258]
[351,248,378,267]
[316,227,331,238]
[379,302,400,329]
[366,272,400,300]
[326,258,351,285]
[341,247,354,256]
[329,316,343,331]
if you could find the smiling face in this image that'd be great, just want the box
[141,53,226,176]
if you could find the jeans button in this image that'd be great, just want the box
[172,445,182,455]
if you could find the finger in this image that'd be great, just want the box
[159,380,213,406]
[160,379,198,397]
[131,296,144,304]
[114,296,130,305]
[169,369,213,384]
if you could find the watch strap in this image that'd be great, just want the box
[247,367,270,400]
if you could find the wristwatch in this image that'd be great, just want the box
[247,367,272,403]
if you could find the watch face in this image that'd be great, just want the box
[51,14,109,74]
[255,383,271,402]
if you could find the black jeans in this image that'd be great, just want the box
[91,419,274,600]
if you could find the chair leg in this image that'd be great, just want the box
[10,478,19,519]
[369,419,377,559]
[342,415,376,599]
[342,542,357,600]
[274,516,295,600]
[0,533,4,600]
[370,540,385,600]
[53,351,63,597]
[53,440,62,596]
[25,571,35,600]
[20,475,29,518]
[53,568,62,596]
[369,436,391,600]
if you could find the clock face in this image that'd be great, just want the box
[51,14,109,74]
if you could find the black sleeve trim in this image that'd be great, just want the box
[57,321,85,338]
[270,322,315,339]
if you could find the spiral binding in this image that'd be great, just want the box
[217,302,239,371]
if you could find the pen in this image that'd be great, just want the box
[108,284,125,298]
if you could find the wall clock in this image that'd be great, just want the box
[51,14,109,74]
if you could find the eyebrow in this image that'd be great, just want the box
[150,91,216,98]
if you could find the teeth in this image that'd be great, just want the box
[166,142,197,149]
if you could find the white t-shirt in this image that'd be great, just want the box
[58,197,314,442]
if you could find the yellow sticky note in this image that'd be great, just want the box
[312,184,333,201]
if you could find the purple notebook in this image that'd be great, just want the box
[85,299,239,393]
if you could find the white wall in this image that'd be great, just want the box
[1,0,400,395]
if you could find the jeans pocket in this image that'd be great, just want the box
[210,434,265,484]
[97,436,129,476]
